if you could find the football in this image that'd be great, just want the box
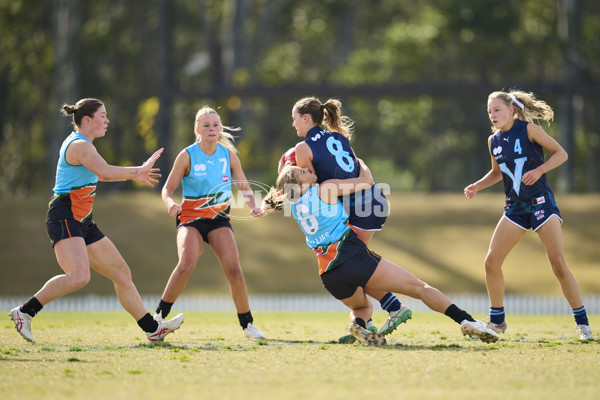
[278,146,297,173]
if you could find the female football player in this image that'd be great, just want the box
[464,90,593,340]
[154,106,265,338]
[285,97,409,343]
[9,98,184,343]
[262,160,499,345]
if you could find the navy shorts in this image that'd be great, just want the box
[177,216,232,243]
[344,184,389,231]
[504,192,562,232]
[320,234,382,300]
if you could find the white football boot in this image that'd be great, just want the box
[461,320,500,343]
[147,313,184,342]
[348,322,386,346]
[243,323,265,339]
[576,325,593,340]
[9,307,33,342]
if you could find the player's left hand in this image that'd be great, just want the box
[521,168,542,186]
[250,207,264,218]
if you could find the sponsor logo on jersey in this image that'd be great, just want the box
[194,163,207,176]
[535,196,545,205]
[222,176,229,183]
[310,129,329,142]
[492,146,502,156]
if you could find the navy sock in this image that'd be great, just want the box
[379,292,401,312]
[353,318,367,329]
[489,306,505,324]
[137,313,159,333]
[238,311,254,329]
[20,296,43,317]
[156,300,174,318]
[572,306,589,326]
[444,304,475,324]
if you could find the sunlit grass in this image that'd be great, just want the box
[1,312,598,400]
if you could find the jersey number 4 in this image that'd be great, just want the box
[498,139,526,195]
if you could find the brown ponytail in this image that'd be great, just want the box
[293,97,354,139]
[61,98,104,129]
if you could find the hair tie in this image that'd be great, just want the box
[510,94,525,110]
[320,104,325,110]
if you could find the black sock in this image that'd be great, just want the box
[20,296,43,317]
[156,300,174,318]
[444,304,475,324]
[137,313,159,333]
[238,311,253,329]
[353,318,367,329]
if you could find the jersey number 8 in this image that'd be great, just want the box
[295,203,319,235]
[326,137,354,173]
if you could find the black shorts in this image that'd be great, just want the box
[320,235,382,300]
[177,216,233,243]
[46,195,105,247]
[46,216,105,247]
[46,218,105,247]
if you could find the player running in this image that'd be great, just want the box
[464,90,593,340]
[9,98,184,343]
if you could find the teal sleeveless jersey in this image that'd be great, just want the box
[53,132,98,195]
[50,132,98,222]
[179,143,232,223]
[290,185,351,249]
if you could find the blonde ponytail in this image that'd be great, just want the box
[194,106,239,153]
[488,90,554,132]
[261,165,305,214]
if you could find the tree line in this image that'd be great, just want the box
[1,0,599,197]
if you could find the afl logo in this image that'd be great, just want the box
[222,176,230,183]
[195,164,206,172]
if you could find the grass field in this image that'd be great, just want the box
[3,192,600,296]
[1,311,598,400]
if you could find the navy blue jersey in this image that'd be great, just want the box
[490,119,552,203]
[304,126,359,183]
[304,126,389,229]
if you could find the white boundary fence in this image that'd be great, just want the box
[2,293,600,314]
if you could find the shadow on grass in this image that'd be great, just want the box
[4,336,592,355]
